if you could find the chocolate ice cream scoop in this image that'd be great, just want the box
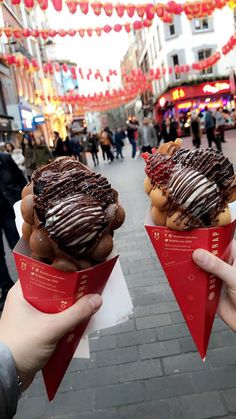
[172,148,235,194]
[28,157,124,260]
[167,167,222,228]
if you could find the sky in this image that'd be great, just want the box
[46,4,133,94]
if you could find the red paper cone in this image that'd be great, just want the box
[145,217,236,359]
[13,238,118,400]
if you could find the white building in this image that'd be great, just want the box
[135,6,236,118]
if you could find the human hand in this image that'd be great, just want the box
[193,240,236,332]
[0,281,102,391]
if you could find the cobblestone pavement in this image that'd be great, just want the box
[5,130,236,419]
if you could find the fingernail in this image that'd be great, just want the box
[193,249,209,265]
[88,294,102,311]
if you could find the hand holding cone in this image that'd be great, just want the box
[144,142,236,358]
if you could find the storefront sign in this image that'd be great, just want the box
[202,82,230,94]
[33,115,45,125]
[159,79,231,107]
[19,105,34,131]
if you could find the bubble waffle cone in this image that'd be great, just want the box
[14,157,126,400]
[143,146,236,358]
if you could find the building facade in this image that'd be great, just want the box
[134,5,236,121]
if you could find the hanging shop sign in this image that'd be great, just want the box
[159,80,231,106]
[19,105,34,131]
[33,114,45,125]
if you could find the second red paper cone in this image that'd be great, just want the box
[145,218,236,359]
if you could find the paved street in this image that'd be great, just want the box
[5,131,236,419]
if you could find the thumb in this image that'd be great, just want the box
[52,294,103,339]
[193,249,236,290]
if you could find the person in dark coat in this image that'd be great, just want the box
[114,128,125,159]
[53,132,72,157]
[34,138,53,168]
[190,112,201,149]
[127,120,138,158]
[161,118,178,143]
[87,132,99,166]
[0,152,27,308]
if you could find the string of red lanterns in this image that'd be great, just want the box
[2,28,236,93]
[4,0,230,20]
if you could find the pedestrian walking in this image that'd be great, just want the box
[100,129,114,163]
[138,117,158,153]
[4,143,25,173]
[21,136,35,181]
[114,128,125,159]
[34,137,53,168]
[204,106,221,151]
[161,118,179,143]
[127,119,138,158]
[215,107,226,143]
[87,132,99,166]
[53,132,72,157]
[190,112,201,149]
[0,151,27,309]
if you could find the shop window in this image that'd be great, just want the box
[0,79,7,114]
[172,54,180,80]
[157,26,162,50]
[169,23,175,36]
[194,18,209,31]
[198,49,213,75]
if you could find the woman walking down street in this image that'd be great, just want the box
[114,128,125,159]
[127,119,138,158]
[161,118,178,143]
[4,143,25,173]
[21,136,35,181]
[87,132,99,167]
[100,129,114,163]
[34,137,53,168]
[190,112,201,149]
[53,132,72,157]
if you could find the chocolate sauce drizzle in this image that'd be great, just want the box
[32,158,119,257]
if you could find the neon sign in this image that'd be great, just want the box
[172,88,186,101]
[202,82,230,94]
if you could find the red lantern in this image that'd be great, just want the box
[215,51,221,60]
[70,66,77,79]
[115,3,125,17]
[114,24,122,32]
[87,28,93,37]
[23,58,30,70]
[48,29,57,37]
[54,62,60,72]
[133,21,142,30]
[24,0,34,7]
[43,64,48,73]
[126,4,135,17]
[79,1,89,14]
[31,29,40,37]
[163,12,173,23]
[136,5,146,17]
[4,28,12,38]
[103,2,113,16]
[103,25,112,33]
[22,28,31,37]
[62,63,68,72]
[143,19,152,27]
[168,67,173,74]
[222,45,227,55]
[13,29,22,38]
[38,0,48,10]
[11,0,20,4]
[66,1,77,13]
[91,1,102,15]
[78,29,85,37]
[124,23,131,32]
[31,58,39,69]
[146,4,155,20]
[155,4,165,18]
[41,30,49,40]
[95,27,102,36]
[58,29,67,37]
[51,0,62,11]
